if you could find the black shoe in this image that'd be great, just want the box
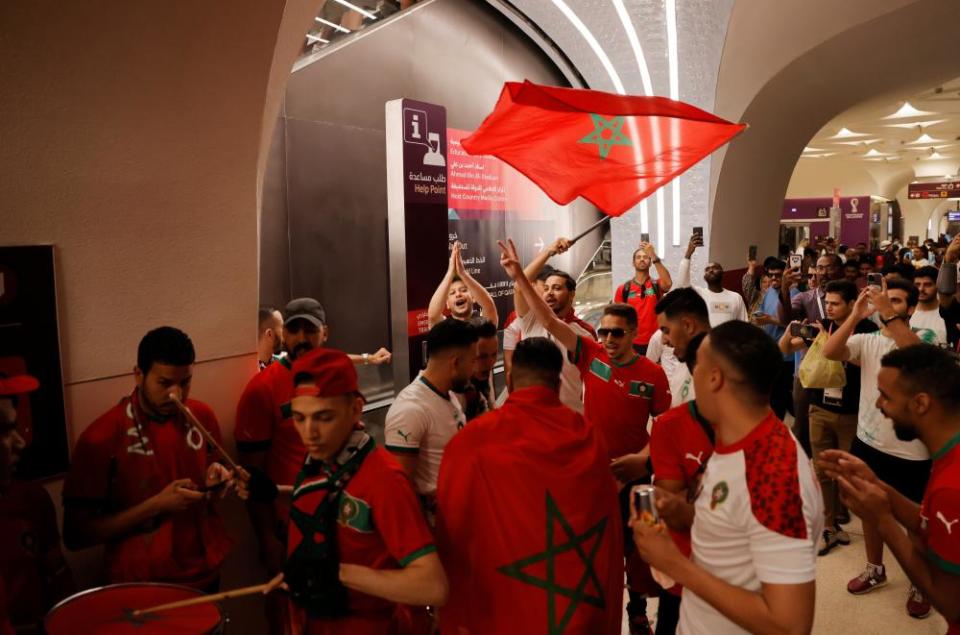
[837,509,851,525]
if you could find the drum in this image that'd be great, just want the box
[45,583,223,635]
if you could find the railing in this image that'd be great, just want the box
[300,0,422,58]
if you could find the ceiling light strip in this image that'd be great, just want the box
[315,17,350,33]
[666,0,680,248]
[547,0,626,94]
[305,34,329,44]
[611,0,653,95]
[333,0,377,20]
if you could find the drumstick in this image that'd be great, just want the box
[168,393,247,479]
[131,582,273,618]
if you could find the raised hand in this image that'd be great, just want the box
[498,239,523,281]
[368,348,392,365]
[853,286,877,320]
[151,478,204,514]
[685,233,703,259]
[550,237,572,256]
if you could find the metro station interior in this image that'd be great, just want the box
[2,0,959,633]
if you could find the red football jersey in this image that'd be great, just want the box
[62,390,231,586]
[920,433,960,635]
[235,357,306,494]
[0,577,12,635]
[614,278,661,346]
[0,480,60,629]
[287,446,436,634]
[649,401,715,563]
[570,336,671,460]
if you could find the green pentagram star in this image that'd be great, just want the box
[578,113,632,159]
[497,492,607,635]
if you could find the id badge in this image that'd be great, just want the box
[823,387,843,406]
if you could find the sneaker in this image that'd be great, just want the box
[818,528,841,556]
[847,564,887,594]
[906,586,931,619]
[628,615,653,635]
[834,525,851,545]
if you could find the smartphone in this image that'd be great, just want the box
[748,244,758,260]
[790,323,817,339]
[752,310,765,318]
[693,226,703,240]
[867,273,883,287]
[641,232,650,243]
[789,253,803,270]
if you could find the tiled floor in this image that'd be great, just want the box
[627,515,948,634]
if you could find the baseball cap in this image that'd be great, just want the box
[0,373,39,397]
[284,298,326,329]
[880,240,892,248]
[289,348,363,401]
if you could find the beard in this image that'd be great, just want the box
[289,341,314,360]
[450,373,471,394]
[892,420,919,442]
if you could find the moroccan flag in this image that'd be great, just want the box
[436,386,623,635]
[461,80,746,216]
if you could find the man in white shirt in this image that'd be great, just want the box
[385,318,477,520]
[677,233,748,326]
[910,266,947,345]
[631,321,822,635]
[822,278,936,618]
[649,288,711,408]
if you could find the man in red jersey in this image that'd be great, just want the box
[501,238,669,633]
[614,240,674,354]
[0,373,74,634]
[62,327,238,590]
[821,344,960,633]
[646,331,712,635]
[437,336,623,635]
[265,348,447,635]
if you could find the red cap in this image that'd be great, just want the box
[0,373,39,397]
[289,348,361,399]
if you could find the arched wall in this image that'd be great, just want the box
[710,0,960,266]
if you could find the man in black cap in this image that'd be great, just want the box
[0,373,75,634]
[235,297,391,634]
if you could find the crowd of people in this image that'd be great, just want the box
[0,230,958,635]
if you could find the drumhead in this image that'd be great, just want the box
[45,583,222,635]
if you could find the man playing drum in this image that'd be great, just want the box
[266,348,447,634]
[62,327,241,590]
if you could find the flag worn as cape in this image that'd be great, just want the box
[436,385,623,635]
[461,80,746,217]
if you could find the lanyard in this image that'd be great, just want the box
[815,291,825,320]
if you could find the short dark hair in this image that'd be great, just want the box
[824,279,858,303]
[602,303,638,329]
[258,305,278,334]
[707,321,782,403]
[535,265,557,282]
[544,271,576,292]
[654,288,709,325]
[511,337,563,391]
[685,331,707,373]
[893,263,916,281]
[137,327,196,375]
[915,245,929,257]
[470,317,498,339]
[844,260,859,270]
[426,318,478,358]
[763,257,786,271]
[885,277,920,307]
[914,265,939,283]
[881,345,960,409]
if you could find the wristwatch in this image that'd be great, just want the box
[362,353,370,365]
[879,314,902,326]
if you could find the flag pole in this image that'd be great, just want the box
[569,216,611,245]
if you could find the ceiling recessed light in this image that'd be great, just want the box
[907,134,943,145]
[832,138,881,146]
[883,102,935,119]
[884,119,947,129]
[803,146,825,153]
[831,127,868,138]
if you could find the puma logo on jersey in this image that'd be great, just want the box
[937,511,959,535]
[397,429,412,443]
[614,379,625,388]
[125,426,154,456]
[685,451,704,466]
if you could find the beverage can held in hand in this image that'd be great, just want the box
[632,484,659,526]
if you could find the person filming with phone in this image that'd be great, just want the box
[779,279,878,556]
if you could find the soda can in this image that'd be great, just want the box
[632,484,659,526]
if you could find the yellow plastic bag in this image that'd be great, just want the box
[798,331,847,389]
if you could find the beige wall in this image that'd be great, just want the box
[1,0,321,624]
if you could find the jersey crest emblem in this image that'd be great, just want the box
[710,481,729,510]
[629,381,654,399]
[338,491,373,533]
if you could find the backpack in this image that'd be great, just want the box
[620,278,662,303]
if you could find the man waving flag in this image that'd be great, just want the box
[461,81,746,217]
[436,334,623,634]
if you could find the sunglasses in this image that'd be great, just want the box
[598,327,627,338]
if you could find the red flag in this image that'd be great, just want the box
[461,80,746,217]
[436,386,623,635]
